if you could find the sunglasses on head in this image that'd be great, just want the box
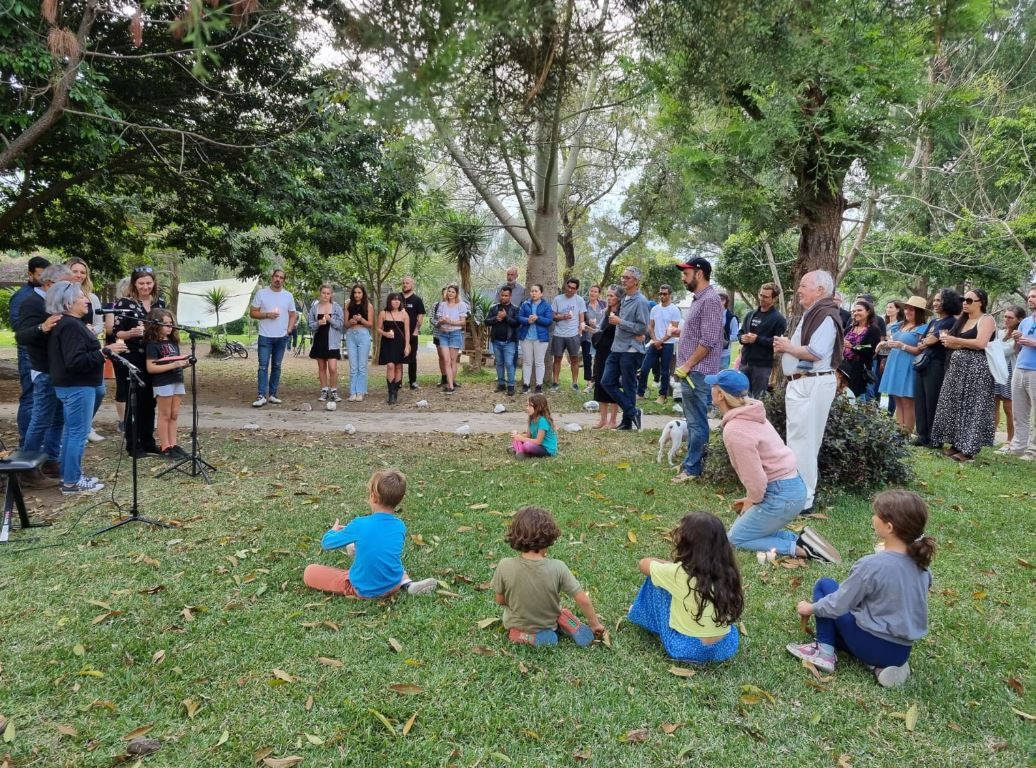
[132,266,154,275]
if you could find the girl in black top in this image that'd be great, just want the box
[145,308,191,459]
[112,267,165,456]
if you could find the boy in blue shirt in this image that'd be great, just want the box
[304,469,438,598]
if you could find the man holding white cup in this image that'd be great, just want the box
[250,268,297,407]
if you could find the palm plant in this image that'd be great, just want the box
[203,286,232,351]
[432,210,492,370]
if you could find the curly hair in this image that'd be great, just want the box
[671,512,744,626]
[505,506,560,553]
[143,308,178,343]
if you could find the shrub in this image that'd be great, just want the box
[0,287,13,330]
[704,392,912,502]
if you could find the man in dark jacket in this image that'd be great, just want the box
[14,264,73,485]
[10,255,50,444]
[486,287,520,395]
[737,282,787,397]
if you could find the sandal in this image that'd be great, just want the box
[942,446,958,458]
[952,452,974,463]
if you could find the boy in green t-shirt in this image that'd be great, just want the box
[492,506,605,646]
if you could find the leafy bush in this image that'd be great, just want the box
[0,287,13,330]
[704,392,912,501]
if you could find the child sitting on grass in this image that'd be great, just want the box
[492,506,605,646]
[509,393,557,459]
[303,468,438,599]
[629,512,743,664]
[787,490,935,687]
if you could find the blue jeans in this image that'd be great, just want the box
[602,351,643,423]
[16,346,32,444]
[813,578,912,668]
[728,474,807,555]
[680,372,710,476]
[257,335,290,397]
[493,340,517,387]
[24,372,64,461]
[345,329,371,396]
[54,384,104,485]
[638,343,675,396]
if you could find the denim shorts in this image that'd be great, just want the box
[154,383,186,397]
[438,330,463,349]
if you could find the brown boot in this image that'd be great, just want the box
[19,469,60,489]
[41,460,62,478]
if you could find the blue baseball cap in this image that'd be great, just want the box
[704,369,750,396]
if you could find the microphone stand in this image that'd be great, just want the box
[157,324,216,483]
[93,354,172,535]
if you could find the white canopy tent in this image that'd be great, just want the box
[176,277,259,328]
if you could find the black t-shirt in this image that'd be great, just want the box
[147,339,184,387]
[113,297,166,355]
[403,293,425,337]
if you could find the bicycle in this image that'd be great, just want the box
[220,339,249,360]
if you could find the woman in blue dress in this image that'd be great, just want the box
[879,295,929,434]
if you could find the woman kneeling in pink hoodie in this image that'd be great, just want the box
[709,370,841,564]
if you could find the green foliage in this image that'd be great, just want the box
[706,393,913,500]
[0,287,13,330]
[714,231,795,303]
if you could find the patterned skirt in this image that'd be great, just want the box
[628,579,739,664]
[930,349,996,456]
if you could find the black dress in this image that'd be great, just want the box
[377,318,406,364]
[309,315,340,360]
[592,318,617,404]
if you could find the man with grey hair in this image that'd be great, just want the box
[774,269,844,512]
[14,263,75,486]
[602,266,651,430]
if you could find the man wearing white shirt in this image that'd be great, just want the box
[773,270,843,512]
[637,284,682,403]
[250,268,297,407]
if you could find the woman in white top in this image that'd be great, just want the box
[434,283,468,394]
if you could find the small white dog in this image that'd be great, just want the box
[657,418,688,465]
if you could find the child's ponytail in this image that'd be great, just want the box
[873,490,936,570]
[906,535,937,571]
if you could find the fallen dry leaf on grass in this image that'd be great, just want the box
[183,699,200,719]
[387,637,403,653]
[572,749,592,761]
[476,617,500,630]
[214,729,229,747]
[123,725,153,740]
[739,684,776,706]
[152,650,165,665]
[388,684,423,695]
[622,727,649,743]
[402,711,418,736]
[262,757,303,768]
[1011,707,1036,721]
[369,708,396,736]
[55,724,77,737]
[126,737,162,756]
[316,657,343,668]
[668,666,695,678]
[659,723,681,734]
[271,668,296,683]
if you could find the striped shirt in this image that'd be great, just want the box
[677,283,724,374]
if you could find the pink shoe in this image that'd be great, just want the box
[786,642,836,673]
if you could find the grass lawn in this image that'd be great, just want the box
[0,433,1033,767]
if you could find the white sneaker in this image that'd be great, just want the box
[252,396,267,407]
[405,578,438,596]
[331,389,342,402]
[348,394,358,402]
[60,477,105,495]
[876,661,911,688]
[268,395,283,404]
[318,388,329,402]
[87,430,105,443]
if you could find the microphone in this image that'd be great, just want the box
[107,351,140,373]
[103,307,138,314]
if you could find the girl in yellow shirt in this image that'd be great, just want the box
[629,512,744,663]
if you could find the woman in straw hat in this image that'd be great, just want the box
[879,295,929,433]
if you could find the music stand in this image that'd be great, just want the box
[93,355,172,535]
[156,325,216,483]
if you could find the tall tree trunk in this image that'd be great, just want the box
[527,126,560,297]
[792,182,846,294]
[559,206,575,282]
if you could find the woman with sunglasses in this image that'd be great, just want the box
[929,288,997,462]
[112,266,165,457]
